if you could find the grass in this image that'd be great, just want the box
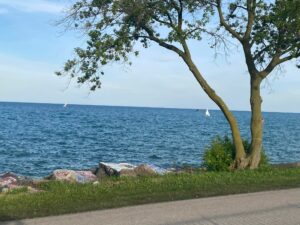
[1,167,300,221]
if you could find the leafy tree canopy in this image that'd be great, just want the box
[57,0,299,90]
[56,0,215,90]
[214,0,300,76]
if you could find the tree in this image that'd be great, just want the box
[57,0,300,169]
[210,0,300,168]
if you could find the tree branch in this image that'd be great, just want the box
[261,51,300,78]
[244,0,256,40]
[278,52,300,64]
[152,15,174,29]
[175,0,191,57]
[216,0,243,42]
[142,26,185,57]
[260,55,280,78]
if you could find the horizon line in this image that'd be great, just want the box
[0,100,299,114]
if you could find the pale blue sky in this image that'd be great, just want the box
[0,0,299,112]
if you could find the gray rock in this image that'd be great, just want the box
[97,162,136,177]
[133,164,157,176]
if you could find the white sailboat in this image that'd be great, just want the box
[63,103,68,108]
[205,109,210,117]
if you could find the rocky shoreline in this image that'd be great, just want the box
[0,162,171,193]
[1,161,300,194]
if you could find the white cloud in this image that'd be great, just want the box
[0,0,66,14]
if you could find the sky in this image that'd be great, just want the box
[0,0,299,112]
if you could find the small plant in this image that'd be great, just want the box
[202,136,269,171]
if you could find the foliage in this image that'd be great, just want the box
[251,0,300,68]
[202,136,234,171]
[203,136,269,171]
[213,0,300,74]
[56,0,215,90]
[56,0,300,88]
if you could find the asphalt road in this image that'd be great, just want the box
[2,188,300,225]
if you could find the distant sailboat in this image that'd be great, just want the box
[205,109,210,117]
[63,103,68,108]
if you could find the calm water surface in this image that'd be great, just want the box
[0,102,299,177]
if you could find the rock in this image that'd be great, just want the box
[90,167,99,175]
[50,170,97,183]
[75,171,98,183]
[120,169,137,177]
[145,164,169,175]
[95,162,170,177]
[0,174,18,187]
[0,172,33,193]
[97,162,136,177]
[95,166,109,178]
[133,164,157,176]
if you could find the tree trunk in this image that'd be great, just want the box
[181,55,247,167]
[248,76,263,168]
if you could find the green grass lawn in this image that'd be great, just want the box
[1,167,300,221]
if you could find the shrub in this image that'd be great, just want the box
[202,136,269,171]
[202,136,233,171]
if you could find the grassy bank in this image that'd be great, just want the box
[1,167,300,221]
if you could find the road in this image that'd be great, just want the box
[2,188,300,225]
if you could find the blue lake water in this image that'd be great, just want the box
[0,102,299,177]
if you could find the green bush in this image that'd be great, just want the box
[202,136,269,171]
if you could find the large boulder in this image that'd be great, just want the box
[133,164,157,176]
[49,170,97,183]
[95,162,170,178]
[119,169,138,177]
[96,162,136,177]
[0,172,33,193]
[143,164,169,175]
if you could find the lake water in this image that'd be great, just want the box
[0,102,299,177]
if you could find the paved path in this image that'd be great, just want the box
[2,188,300,225]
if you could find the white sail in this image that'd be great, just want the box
[205,109,210,117]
